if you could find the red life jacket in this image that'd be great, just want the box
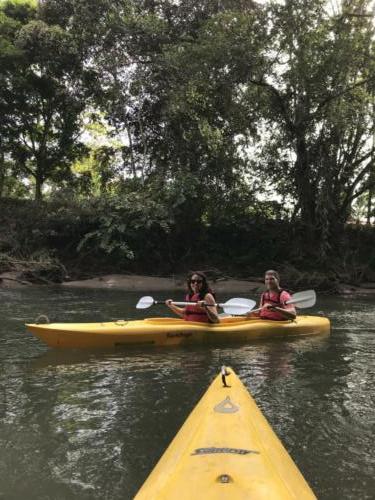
[260,289,286,307]
[260,289,290,321]
[183,293,209,323]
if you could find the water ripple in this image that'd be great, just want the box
[0,289,374,499]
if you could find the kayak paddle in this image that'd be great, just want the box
[250,290,316,314]
[136,296,256,316]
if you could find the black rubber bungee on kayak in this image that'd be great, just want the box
[35,314,50,324]
[221,365,230,387]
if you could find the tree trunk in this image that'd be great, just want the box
[367,186,373,224]
[294,134,316,230]
[35,176,43,202]
[0,150,5,198]
[126,126,137,177]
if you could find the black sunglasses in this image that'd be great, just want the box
[190,279,203,284]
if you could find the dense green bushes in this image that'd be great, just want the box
[1,197,375,288]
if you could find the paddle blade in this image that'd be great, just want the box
[136,296,155,309]
[287,290,316,308]
[221,298,256,315]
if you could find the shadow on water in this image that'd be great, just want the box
[29,333,330,370]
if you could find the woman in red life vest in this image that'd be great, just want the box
[165,271,219,323]
[248,270,296,321]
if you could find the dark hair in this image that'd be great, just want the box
[265,269,280,281]
[186,271,214,300]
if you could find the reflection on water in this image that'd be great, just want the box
[0,288,374,499]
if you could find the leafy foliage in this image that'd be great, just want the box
[0,1,89,200]
[76,193,171,265]
[1,0,375,277]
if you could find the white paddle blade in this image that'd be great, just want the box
[136,296,155,309]
[287,290,316,308]
[221,298,256,315]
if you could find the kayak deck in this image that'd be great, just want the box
[25,315,330,348]
[135,368,316,499]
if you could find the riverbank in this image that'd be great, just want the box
[60,274,264,294]
[1,271,375,295]
[0,271,263,293]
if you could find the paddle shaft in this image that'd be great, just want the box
[136,297,256,316]
[162,300,254,312]
[162,300,222,308]
[250,296,309,314]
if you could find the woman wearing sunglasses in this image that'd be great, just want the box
[166,271,219,323]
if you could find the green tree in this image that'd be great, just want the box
[152,0,375,253]
[0,1,88,200]
[244,0,375,251]
[83,1,262,246]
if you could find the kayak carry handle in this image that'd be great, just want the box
[35,314,50,324]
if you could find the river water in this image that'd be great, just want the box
[0,287,374,499]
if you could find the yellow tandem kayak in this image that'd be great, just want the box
[26,316,330,348]
[135,367,316,499]
[26,315,330,348]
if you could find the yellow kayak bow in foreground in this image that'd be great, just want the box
[26,315,330,348]
[135,368,316,499]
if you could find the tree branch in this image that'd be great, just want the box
[313,77,372,117]
[341,159,375,209]
[248,78,295,132]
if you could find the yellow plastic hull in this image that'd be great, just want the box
[26,315,330,349]
[135,368,316,499]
